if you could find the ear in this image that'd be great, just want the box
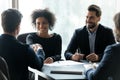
[16,25,20,35]
[97,17,101,22]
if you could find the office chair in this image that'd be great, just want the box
[17,32,35,43]
[0,56,10,80]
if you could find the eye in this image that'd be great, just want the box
[36,22,40,25]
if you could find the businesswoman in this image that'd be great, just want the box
[26,9,62,64]
[85,12,120,80]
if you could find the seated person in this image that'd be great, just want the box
[85,12,120,80]
[0,9,45,80]
[26,9,62,64]
[64,4,115,62]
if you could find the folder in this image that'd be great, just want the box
[51,70,82,75]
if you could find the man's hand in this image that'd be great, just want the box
[44,57,53,64]
[31,43,43,53]
[71,53,84,61]
[86,53,99,62]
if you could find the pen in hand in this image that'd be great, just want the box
[76,48,84,61]
[77,48,81,53]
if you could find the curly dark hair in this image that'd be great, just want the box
[31,9,56,31]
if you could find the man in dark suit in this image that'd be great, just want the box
[0,9,45,80]
[85,12,120,80]
[64,4,115,62]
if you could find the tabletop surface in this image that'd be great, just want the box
[42,60,90,80]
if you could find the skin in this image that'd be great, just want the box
[72,11,100,62]
[35,17,54,64]
[85,11,100,62]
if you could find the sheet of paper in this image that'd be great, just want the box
[44,60,84,67]
[84,63,99,70]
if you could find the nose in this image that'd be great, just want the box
[38,23,43,27]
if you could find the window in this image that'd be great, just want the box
[0,0,12,34]
[18,0,117,59]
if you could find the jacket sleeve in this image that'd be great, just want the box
[64,29,79,60]
[97,28,116,61]
[27,46,45,71]
[51,34,62,61]
[86,45,113,80]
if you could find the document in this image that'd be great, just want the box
[84,62,99,70]
[44,60,84,67]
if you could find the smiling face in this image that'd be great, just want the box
[86,11,100,29]
[35,17,49,33]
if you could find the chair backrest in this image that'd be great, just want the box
[0,70,8,80]
[0,56,10,80]
[28,67,55,80]
[17,32,35,43]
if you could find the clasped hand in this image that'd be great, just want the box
[86,53,99,62]
[30,43,43,53]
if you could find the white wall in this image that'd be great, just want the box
[0,0,119,59]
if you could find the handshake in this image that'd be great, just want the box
[30,43,43,53]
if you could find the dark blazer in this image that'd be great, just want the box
[86,43,120,80]
[0,34,45,80]
[65,24,115,61]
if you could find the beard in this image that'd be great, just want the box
[86,22,97,29]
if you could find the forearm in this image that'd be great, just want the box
[64,51,73,60]
[51,55,61,61]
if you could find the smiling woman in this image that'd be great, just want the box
[0,0,119,59]
[18,0,119,59]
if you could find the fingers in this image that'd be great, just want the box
[86,53,99,61]
[71,53,84,61]
[31,43,43,53]
[44,57,53,64]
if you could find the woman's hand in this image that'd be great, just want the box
[31,43,43,53]
[44,57,53,64]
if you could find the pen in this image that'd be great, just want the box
[77,48,81,53]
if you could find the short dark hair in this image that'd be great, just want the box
[88,4,101,17]
[31,9,56,31]
[1,9,22,33]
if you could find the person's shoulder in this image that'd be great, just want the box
[28,32,36,36]
[99,24,112,31]
[74,26,86,35]
[75,26,85,31]
[53,33,62,39]
[27,32,37,38]
[18,41,29,48]
[110,43,120,48]
[53,33,61,37]
[106,43,120,52]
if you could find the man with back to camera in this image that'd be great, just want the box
[0,9,45,80]
[64,4,115,62]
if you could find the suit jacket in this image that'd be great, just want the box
[0,34,45,80]
[86,43,120,80]
[65,24,115,61]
